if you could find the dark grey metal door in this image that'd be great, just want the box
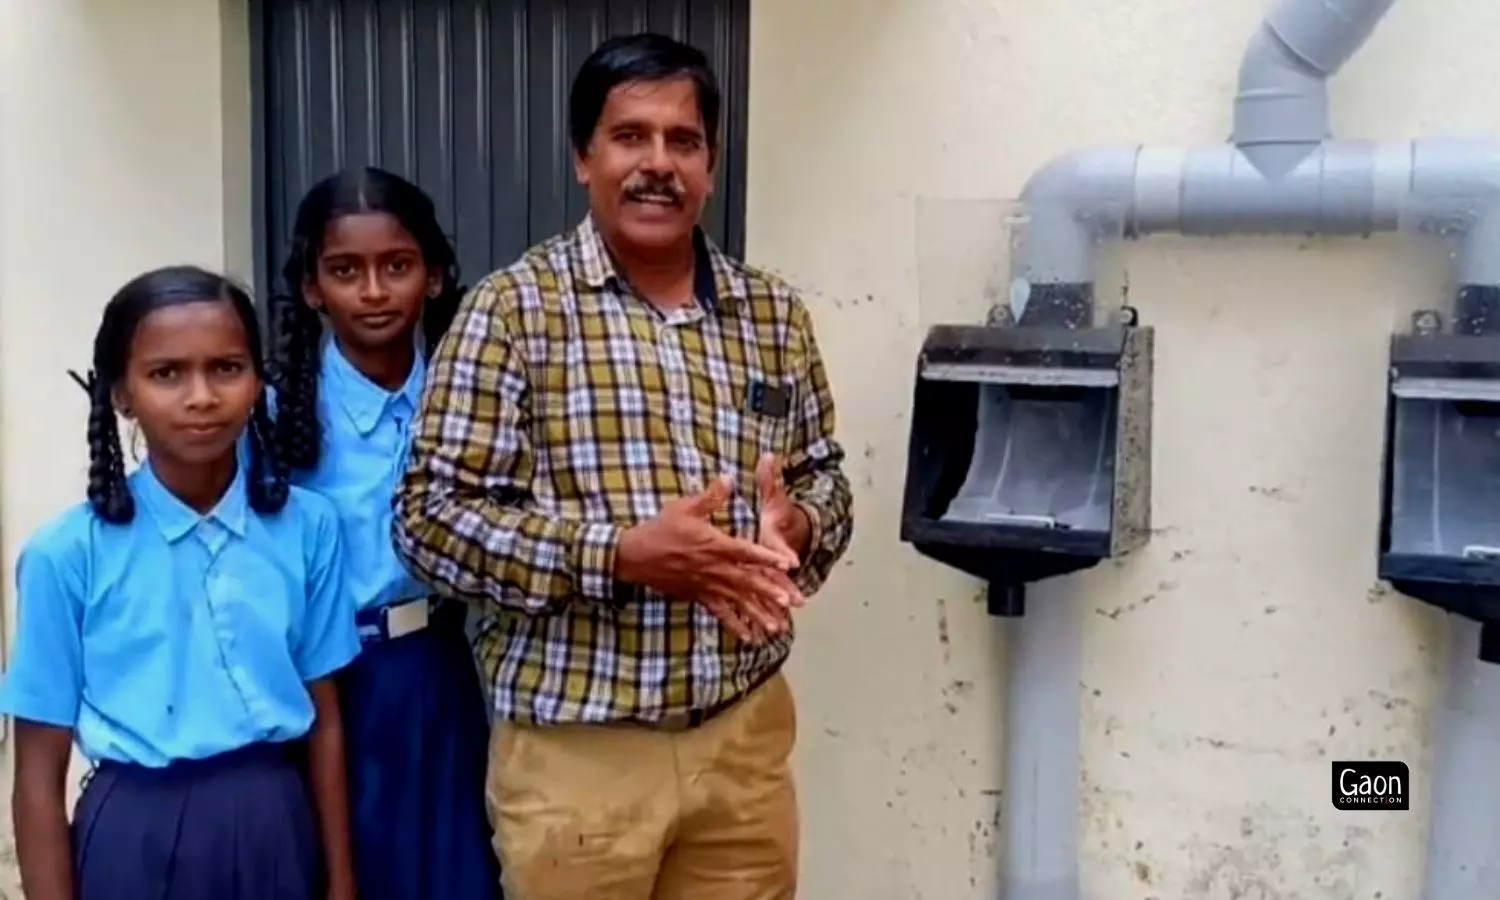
[250,0,750,298]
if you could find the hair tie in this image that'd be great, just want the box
[67,368,98,395]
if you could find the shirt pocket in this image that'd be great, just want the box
[706,386,792,540]
[707,379,794,485]
[83,562,181,674]
[745,402,792,459]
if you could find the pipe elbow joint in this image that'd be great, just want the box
[1233,25,1328,176]
[1411,138,1500,286]
[1233,1,1398,176]
[1015,148,1139,285]
[1019,147,1138,208]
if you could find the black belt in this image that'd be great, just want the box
[633,661,783,733]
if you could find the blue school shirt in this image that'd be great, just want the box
[290,339,430,614]
[0,464,361,767]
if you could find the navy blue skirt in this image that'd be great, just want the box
[339,600,500,900]
[72,741,321,900]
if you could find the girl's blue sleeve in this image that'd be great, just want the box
[294,493,361,681]
[0,527,85,727]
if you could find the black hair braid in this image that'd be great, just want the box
[84,374,134,523]
[79,265,278,524]
[276,166,466,463]
[246,392,290,513]
[271,289,323,471]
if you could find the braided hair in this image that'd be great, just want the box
[71,265,288,524]
[268,166,463,472]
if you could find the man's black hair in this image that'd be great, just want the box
[568,32,721,159]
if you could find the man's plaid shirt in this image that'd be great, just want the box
[394,216,854,725]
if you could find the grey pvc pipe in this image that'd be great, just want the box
[1006,3,1500,899]
[1015,134,1500,900]
[1016,137,1500,286]
[1425,616,1500,898]
[1002,582,1083,900]
[1234,0,1399,175]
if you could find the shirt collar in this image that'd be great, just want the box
[323,336,426,436]
[573,214,746,313]
[132,462,248,542]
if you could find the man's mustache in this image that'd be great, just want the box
[622,176,684,205]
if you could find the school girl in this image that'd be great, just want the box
[2,265,360,899]
[269,166,499,899]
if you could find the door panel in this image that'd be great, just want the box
[251,0,749,298]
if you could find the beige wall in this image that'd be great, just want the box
[0,0,249,895]
[748,0,1500,897]
[1,0,1498,898]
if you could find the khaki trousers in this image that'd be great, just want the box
[486,672,799,900]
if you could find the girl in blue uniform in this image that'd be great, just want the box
[269,166,499,899]
[2,265,360,900]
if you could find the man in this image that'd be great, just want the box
[394,31,854,900]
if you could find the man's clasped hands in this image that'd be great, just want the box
[615,452,808,642]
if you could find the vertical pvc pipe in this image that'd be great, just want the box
[1002,581,1083,900]
[1422,615,1500,899]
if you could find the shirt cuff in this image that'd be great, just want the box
[298,628,363,683]
[794,499,826,569]
[0,684,78,729]
[573,521,625,605]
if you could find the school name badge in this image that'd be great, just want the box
[1331,760,1410,811]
